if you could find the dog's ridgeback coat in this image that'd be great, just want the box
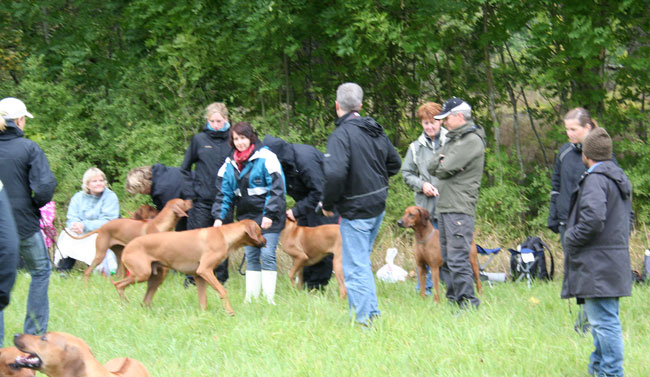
[398,206,482,302]
[279,218,346,299]
[112,219,266,315]
[64,198,192,282]
[13,332,151,377]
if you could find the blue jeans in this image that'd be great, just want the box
[245,232,279,271]
[0,231,51,346]
[584,298,624,377]
[340,212,384,325]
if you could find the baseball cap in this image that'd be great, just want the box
[434,97,471,120]
[0,97,34,119]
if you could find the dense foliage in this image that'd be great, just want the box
[2,0,649,228]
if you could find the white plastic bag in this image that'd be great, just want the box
[376,248,408,282]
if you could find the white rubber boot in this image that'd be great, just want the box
[261,270,277,305]
[244,270,261,303]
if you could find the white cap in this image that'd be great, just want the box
[0,97,34,119]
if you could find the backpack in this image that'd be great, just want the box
[509,236,555,281]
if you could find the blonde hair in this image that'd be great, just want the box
[0,116,5,132]
[204,102,228,120]
[81,167,107,194]
[125,166,153,195]
[564,107,598,129]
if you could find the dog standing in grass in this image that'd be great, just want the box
[398,206,481,302]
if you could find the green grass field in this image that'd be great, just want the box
[3,267,649,376]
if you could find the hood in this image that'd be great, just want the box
[592,160,633,200]
[0,119,23,140]
[446,120,486,146]
[262,135,293,163]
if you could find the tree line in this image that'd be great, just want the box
[1,0,648,228]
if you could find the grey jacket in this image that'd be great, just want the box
[401,129,448,215]
[561,160,633,299]
[427,121,485,216]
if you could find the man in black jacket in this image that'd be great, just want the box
[180,102,233,284]
[263,135,338,291]
[322,83,401,326]
[562,128,633,377]
[0,97,57,346]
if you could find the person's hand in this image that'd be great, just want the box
[422,182,439,197]
[322,209,335,217]
[213,219,223,227]
[261,217,273,230]
[286,209,295,221]
[70,222,84,234]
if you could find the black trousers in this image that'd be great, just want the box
[187,201,229,283]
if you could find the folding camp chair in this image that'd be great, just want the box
[476,244,504,287]
[508,246,536,288]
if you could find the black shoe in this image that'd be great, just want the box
[183,276,196,288]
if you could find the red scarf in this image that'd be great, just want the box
[233,144,255,170]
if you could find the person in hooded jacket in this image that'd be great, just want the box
[181,102,233,284]
[562,127,633,377]
[321,83,402,326]
[0,179,19,316]
[213,122,286,304]
[428,97,486,310]
[0,97,57,346]
[263,135,338,291]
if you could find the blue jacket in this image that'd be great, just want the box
[212,144,286,233]
[66,187,120,233]
[0,120,57,239]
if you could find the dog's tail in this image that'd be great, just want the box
[63,228,100,240]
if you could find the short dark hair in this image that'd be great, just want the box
[229,122,259,148]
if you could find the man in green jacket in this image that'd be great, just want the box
[428,97,486,309]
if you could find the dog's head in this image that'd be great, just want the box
[13,332,90,376]
[397,206,430,229]
[243,220,266,248]
[0,347,35,377]
[131,205,159,220]
[167,198,193,218]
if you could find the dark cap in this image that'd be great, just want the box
[583,127,612,161]
[434,97,471,119]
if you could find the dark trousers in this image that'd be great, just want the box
[298,212,337,290]
[187,201,229,283]
[439,213,479,308]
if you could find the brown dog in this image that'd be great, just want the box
[12,332,150,377]
[64,198,192,282]
[397,206,482,302]
[130,205,159,220]
[0,347,35,377]
[279,218,346,299]
[112,219,266,315]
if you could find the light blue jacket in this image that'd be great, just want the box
[66,188,120,232]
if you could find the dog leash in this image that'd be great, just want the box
[238,255,246,276]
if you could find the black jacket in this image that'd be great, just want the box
[151,163,187,211]
[263,135,335,226]
[561,160,634,299]
[0,182,19,311]
[322,112,401,219]
[0,120,57,239]
[180,124,232,204]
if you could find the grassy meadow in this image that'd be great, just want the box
[3,256,649,377]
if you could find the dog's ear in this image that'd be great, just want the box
[61,344,85,377]
[418,208,430,227]
[171,201,190,217]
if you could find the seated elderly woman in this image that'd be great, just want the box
[57,167,120,273]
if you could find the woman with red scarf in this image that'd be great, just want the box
[212,122,286,304]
